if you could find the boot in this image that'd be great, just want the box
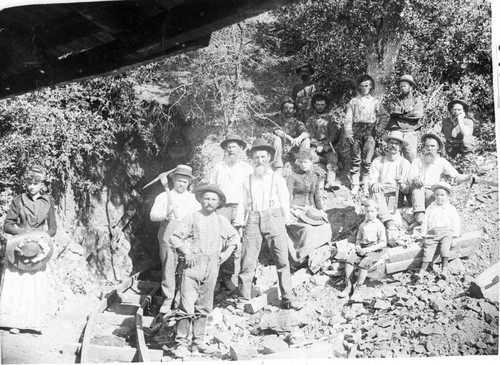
[324,171,340,191]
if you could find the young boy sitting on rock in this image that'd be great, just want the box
[339,199,387,301]
[413,181,460,282]
[169,184,239,358]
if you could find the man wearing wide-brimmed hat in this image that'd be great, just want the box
[271,97,310,172]
[209,134,253,291]
[234,138,300,310]
[408,134,472,225]
[385,74,424,162]
[150,164,201,314]
[345,74,389,195]
[367,131,412,231]
[306,93,342,190]
[291,62,317,118]
[170,184,239,356]
[432,99,476,161]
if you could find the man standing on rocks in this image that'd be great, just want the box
[150,165,201,315]
[385,75,424,162]
[235,139,300,310]
[210,134,253,292]
[344,74,389,195]
[291,63,317,119]
[306,93,342,191]
[170,184,239,356]
[409,133,472,225]
[271,97,310,172]
[367,131,411,232]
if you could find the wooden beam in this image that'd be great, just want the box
[469,262,499,301]
[95,313,154,328]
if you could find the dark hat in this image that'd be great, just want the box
[311,93,329,106]
[447,99,469,113]
[25,165,47,180]
[356,74,375,86]
[220,134,247,150]
[396,75,417,88]
[421,133,444,152]
[298,207,328,226]
[169,164,194,179]
[6,231,54,272]
[248,138,276,159]
[194,184,226,207]
[295,63,315,75]
[384,131,409,148]
[431,181,452,195]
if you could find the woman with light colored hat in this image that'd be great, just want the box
[432,99,476,161]
[1,164,58,331]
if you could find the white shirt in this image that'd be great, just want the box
[234,168,291,226]
[209,160,253,204]
[150,189,201,223]
[409,156,459,188]
[421,201,460,237]
[368,155,411,188]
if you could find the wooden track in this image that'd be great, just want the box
[80,266,163,363]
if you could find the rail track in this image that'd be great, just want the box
[79,266,165,363]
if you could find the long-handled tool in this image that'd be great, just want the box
[461,176,476,210]
[141,168,176,191]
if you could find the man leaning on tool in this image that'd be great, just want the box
[234,138,301,310]
[209,134,253,292]
[150,165,201,315]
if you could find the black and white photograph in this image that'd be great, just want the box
[0,0,498,363]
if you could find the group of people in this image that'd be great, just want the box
[148,64,478,355]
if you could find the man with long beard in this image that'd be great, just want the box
[234,139,300,310]
[409,133,472,225]
[367,131,412,231]
[209,134,253,292]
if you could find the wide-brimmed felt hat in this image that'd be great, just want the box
[431,181,452,195]
[194,184,226,207]
[248,138,276,159]
[384,131,409,148]
[169,164,193,179]
[295,63,315,75]
[299,207,328,226]
[447,99,469,113]
[6,231,54,272]
[396,75,417,88]
[220,134,247,150]
[421,133,444,152]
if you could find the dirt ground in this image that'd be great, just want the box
[1,153,499,363]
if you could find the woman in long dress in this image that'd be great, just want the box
[0,165,57,332]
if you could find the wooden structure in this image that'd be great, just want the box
[469,262,499,302]
[0,0,297,99]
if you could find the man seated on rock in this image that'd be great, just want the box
[432,99,477,164]
[408,133,472,225]
[170,184,239,357]
[291,63,317,120]
[306,93,342,191]
[366,131,411,232]
[272,97,310,172]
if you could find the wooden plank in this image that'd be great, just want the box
[95,313,154,327]
[469,262,499,300]
[137,282,161,362]
[386,246,475,274]
[85,344,163,363]
[117,293,147,307]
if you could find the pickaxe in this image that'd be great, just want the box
[141,168,176,191]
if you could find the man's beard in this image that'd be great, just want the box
[224,154,238,165]
[255,164,268,177]
[424,152,436,164]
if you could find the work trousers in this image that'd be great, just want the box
[423,229,453,262]
[238,209,293,303]
[216,204,241,284]
[411,187,435,214]
[176,254,219,346]
[350,126,376,185]
[370,186,397,223]
[272,135,310,168]
[158,220,181,310]
[400,130,419,162]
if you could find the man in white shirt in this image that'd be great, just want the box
[367,131,411,231]
[210,134,253,291]
[409,134,472,224]
[234,139,299,310]
[150,165,201,314]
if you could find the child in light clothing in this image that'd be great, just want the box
[413,181,460,281]
[339,199,387,300]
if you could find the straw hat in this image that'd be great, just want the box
[384,131,409,148]
[431,181,452,195]
[6,231,53,272]
[169,165,194,179]
[298,207,328,226]
[295,63,315,75]
[396,75,417,88]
